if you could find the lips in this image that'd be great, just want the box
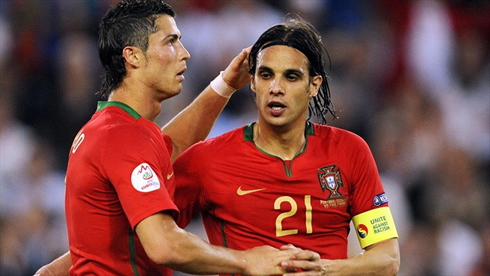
[177,67,186,81]
[177,67,186,75]
[267,101,286,116]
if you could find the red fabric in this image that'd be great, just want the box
[174,122,389,262]
[66,104,178,275]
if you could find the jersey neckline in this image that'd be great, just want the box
[243,121,314,159]
[243,121,315,142]
[97,101,141,120]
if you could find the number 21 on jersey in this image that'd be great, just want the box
[274,195,312,237]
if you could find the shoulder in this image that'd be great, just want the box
[190,125,246,152]
[87,108,159,147]
[175,126,246,165]
[312,123,367,147]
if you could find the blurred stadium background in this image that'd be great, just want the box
[0,0,488,275]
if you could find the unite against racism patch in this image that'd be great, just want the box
[131,163,161,192]
[352,207,398,248]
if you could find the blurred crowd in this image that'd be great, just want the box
[0,0,489,275]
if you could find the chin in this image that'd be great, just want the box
[264,118,288,128]
[158,89,181,102]
[169,86,183,96]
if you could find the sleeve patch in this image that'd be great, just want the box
[373,192,388,206]
[131,163,161,192]
[353,207,398,248]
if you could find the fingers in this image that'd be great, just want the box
[292,249,320,261]
[282,270,325,276]
[280,249,325,276]
[243,246,303,276]
[280,244,299,250]
[228,48,250,71]
[222,48,253,90]
[282,260,320,270]
[280,245,320,261]
[281,260,328,276]
[235,48,248,65]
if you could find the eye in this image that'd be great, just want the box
[167,35,179,45]
[260,71,272,79]
[286,74,299,81]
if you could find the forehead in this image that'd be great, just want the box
[153,14,180,37]
[256,45,309,72]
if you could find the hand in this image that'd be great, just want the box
[34,265,56,276]
[242,245,302,275]
[281,254,331,276]
[33,251,71,276]
[222,47,252,90]
[280,244,320,262]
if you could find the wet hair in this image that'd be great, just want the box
[96,0,175,99]
[248,15,337,124]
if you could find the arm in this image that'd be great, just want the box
[162,47,252,162]
[282,238,400,276]
[137,212,299,275]
[34,251,71,276]
[33,212,310,276]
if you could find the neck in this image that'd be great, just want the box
[108,84,162,121]
[253,121,306,160]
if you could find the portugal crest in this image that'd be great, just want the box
[317,165,344,200]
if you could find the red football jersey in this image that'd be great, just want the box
[65,102,177,275]
[174,122,391,260]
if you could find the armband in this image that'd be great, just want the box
[210,71,236,98]
[352,207,398,248]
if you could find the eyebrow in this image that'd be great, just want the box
[258,65,305,76]
[285,68,305,76]
[167,34,180,40]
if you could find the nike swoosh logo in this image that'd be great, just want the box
[167,172,174,180]
[237,186,266,196]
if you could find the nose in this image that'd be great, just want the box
[270,78,284,95]
[179,42,191,61]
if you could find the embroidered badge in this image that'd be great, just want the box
[318,165,347,209]
[318,165,344,199]
[131,163,161,192]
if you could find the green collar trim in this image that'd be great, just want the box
[244,121,314,142]
[97,101,141,120]
[244,121,314,177]
[305,120,314,135]
[244,123,254,142]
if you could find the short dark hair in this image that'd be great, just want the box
[249,15,336,124]
[96,0,175,99]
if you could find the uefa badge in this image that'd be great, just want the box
[131,163,161,192]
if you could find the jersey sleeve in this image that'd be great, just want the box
[347,135,398,247]
[173,142,207,228]
[101,124,178,229]
[346,134,386,214]
[162,133,173,157]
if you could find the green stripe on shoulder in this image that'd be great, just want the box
[97,101,141,120]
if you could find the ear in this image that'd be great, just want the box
[122,46,143,68]
[309,75,322,98]
[250,76,257,94]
